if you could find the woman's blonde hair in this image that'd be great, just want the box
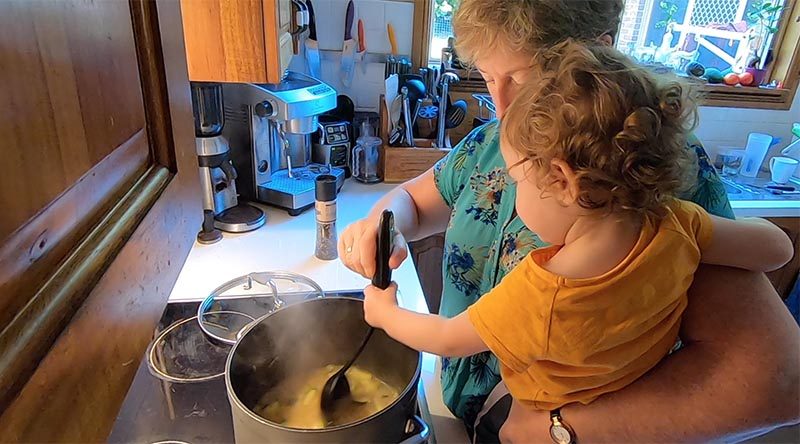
[452,0,624,63]
[502,41,698,220]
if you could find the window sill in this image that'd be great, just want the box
[696,83,795,110]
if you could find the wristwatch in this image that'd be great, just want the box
[549,409,576,444]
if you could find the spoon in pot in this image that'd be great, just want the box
[321,210,394,416]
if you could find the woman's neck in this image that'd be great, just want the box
[545,212,643,279]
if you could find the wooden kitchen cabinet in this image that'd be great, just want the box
[409,233,445,314]
[0,0,200,440]
[179,0,294,83]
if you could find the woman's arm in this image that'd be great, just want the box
[363,283,488,357]
[703,215,794,272]
[500,265,800,443]
[339,168,452,278]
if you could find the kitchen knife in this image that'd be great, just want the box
[304,0,321,79]
[357,19,368,75]
[341,0,357,88]
[372,210,394,290]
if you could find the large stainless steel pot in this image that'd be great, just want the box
[225,296,427,443]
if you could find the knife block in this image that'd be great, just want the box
[379,95,451,183]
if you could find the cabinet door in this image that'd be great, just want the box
[180,0,292,83]
[264,0,294,81]
[409,233,446,314]
[0,0,201,440]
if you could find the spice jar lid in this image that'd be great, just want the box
[315,174,338,202]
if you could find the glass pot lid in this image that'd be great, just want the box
[197,271,325,345]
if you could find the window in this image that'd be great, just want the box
[616,0,788,77]
[429,0,459,62]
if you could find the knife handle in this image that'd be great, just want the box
[358,19,366,52]
[387,23,398,56]
[372,210,394,290]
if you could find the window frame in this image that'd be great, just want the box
[412,0,800,110]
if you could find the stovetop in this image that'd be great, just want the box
[108,291,432,444]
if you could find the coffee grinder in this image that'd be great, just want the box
[192,82,265,244]
[222,72,346,216]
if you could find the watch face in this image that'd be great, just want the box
[550,425,571,444]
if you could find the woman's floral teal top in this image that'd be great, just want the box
[432,120,733,426]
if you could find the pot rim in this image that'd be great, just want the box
[224,296,422,433]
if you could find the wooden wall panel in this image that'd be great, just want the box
[0,0,203,440]
[0,0,147,244]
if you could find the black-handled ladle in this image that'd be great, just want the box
[321,210,394,416]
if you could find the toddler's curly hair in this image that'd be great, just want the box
[502,40,699,220]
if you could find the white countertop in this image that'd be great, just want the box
[728,176,800,218]
[168,180,469,443]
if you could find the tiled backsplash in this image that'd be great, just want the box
[288,0,414,112]
[696,91,800,160]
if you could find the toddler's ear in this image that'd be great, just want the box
[548,159,580,206]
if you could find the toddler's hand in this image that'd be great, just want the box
[363,282,399,328]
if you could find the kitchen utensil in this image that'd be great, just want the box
[436,71,460,148]
[472,93,496,127]
[445,99,467,129]
[387,23,398,56]
[226,296,424,442]
[341,0,356,88]
[388,94,404,146]
[321,210,393,419]
[769,156,799,184]
[417,105,438,139]
[373,210,394,288]
[357,19,367,75]
[429,67,439,101]
[401,78,425,132]
[401,87,414,146]
[304,0,321,78]
[740,132,773,177]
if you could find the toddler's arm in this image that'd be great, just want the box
[363,283,489,357]
[702,215,794,272]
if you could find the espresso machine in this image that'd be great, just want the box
[222,72,345,216]
[192,82,266,244]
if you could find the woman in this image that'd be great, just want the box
[340,1,800,441]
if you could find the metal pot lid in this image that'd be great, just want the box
[197,271,325,345]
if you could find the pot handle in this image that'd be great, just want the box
[399,415,430,444]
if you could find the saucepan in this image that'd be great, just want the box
[226,296,428,443]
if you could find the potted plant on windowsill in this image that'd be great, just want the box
[745,0,784,85]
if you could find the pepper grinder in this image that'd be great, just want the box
[315,174,338,260]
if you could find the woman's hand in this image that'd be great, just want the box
[339,217,409,279]
[363,282,399,329]
[499,399,551,443]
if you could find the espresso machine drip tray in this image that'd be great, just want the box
[259,164,345,216]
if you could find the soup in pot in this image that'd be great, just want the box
[255,364,400,429]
